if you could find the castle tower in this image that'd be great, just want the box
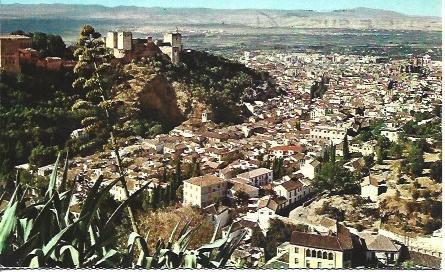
[163,32,182,51]
[105,31,118,49]
[0,35,32,73]
[117,31,132,50]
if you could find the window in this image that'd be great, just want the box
[306,249,311,257]
[311,250,316,257]
[317,262,322,268]
[306,261,310,268]
[328,253,333,260]
[323,252,327,259]
[294,247,299,253]
[317,251,322,258]
[389,253,394,261]
[294,258,299,264]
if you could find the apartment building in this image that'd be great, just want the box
[288,224,354,269]
[273,179,311,206]
[183,175,227,208]
[236,168,273,187]
[309,125,347,144]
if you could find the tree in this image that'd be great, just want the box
[176,184,184,202]
[234,191,250,206]
[376,145,385,164]
[72,25,120,151]
[295,121,301,130]
[342,136,350,161]
[250,227,266,248]
[322,147,329,163]
[429,161,442,183]
[264,219,307,261]
[389,143,403,159]
[151,186,161,210]
[162,185,170,207]
[330,144,336,163]
[314,161,359,194]
[272,157,285,179]
[406,142,425,177]
[73,25,140,235]
[363,155,374,169]
[28,145,58,167]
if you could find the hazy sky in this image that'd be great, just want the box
[1,0,442,17]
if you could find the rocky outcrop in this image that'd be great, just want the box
[113,64,184,127]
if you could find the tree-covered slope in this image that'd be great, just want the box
[0,68,82,181]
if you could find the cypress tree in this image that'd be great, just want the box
[163,185,170,207]
[169,174,176,202]
[162,164,167,183]
[330,144,336,163]
[175,158,182,186]
[151,186,160,210]
[323,147,329,162]
[343,136,350,161]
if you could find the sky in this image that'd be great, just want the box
[1,0,442,17]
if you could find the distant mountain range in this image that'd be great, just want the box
[0,4,441,32]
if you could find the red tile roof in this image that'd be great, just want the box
[290,224,353,251]
[271,145,304,152]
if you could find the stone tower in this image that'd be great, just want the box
[105,31,118,49]
[117,32,132,50]
[163,32,182,51]
[0,35,32,73]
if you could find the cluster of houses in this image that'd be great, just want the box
[15,47,442,269]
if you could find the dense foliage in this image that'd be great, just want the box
[0,69,82,183]
[314,144,359,194]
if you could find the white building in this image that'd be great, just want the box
[237,168,273,187]
[298,159,321,180]
[380,128,400,143]
[257,196,281,230]
[309,125,347,144]
[360,175,387,202]
[273,179,312,206]
[183,175,227,208]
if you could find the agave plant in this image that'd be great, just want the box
[0,153,246,268]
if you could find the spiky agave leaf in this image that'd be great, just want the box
[184,251,197,268]
[103,181,151,230]
[18,218,34,242]
[42,216,84,258]
[26,249,44,268]
[59,244,80,267]
[59,151,70,192]
[0,202,18,254]
[46,153,61,200]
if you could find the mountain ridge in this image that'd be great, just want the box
[0,4,439,17]
[0,3,440,19]
[0,3,441,35]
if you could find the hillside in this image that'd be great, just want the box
[0,4,441,33]
[0,29,278,182]
[117,50,279,125]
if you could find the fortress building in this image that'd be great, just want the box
[105,31,133,58]
[0,35,32,73]
[158,32,182,64]
[0,34,75,74]
[105,30,182,64]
